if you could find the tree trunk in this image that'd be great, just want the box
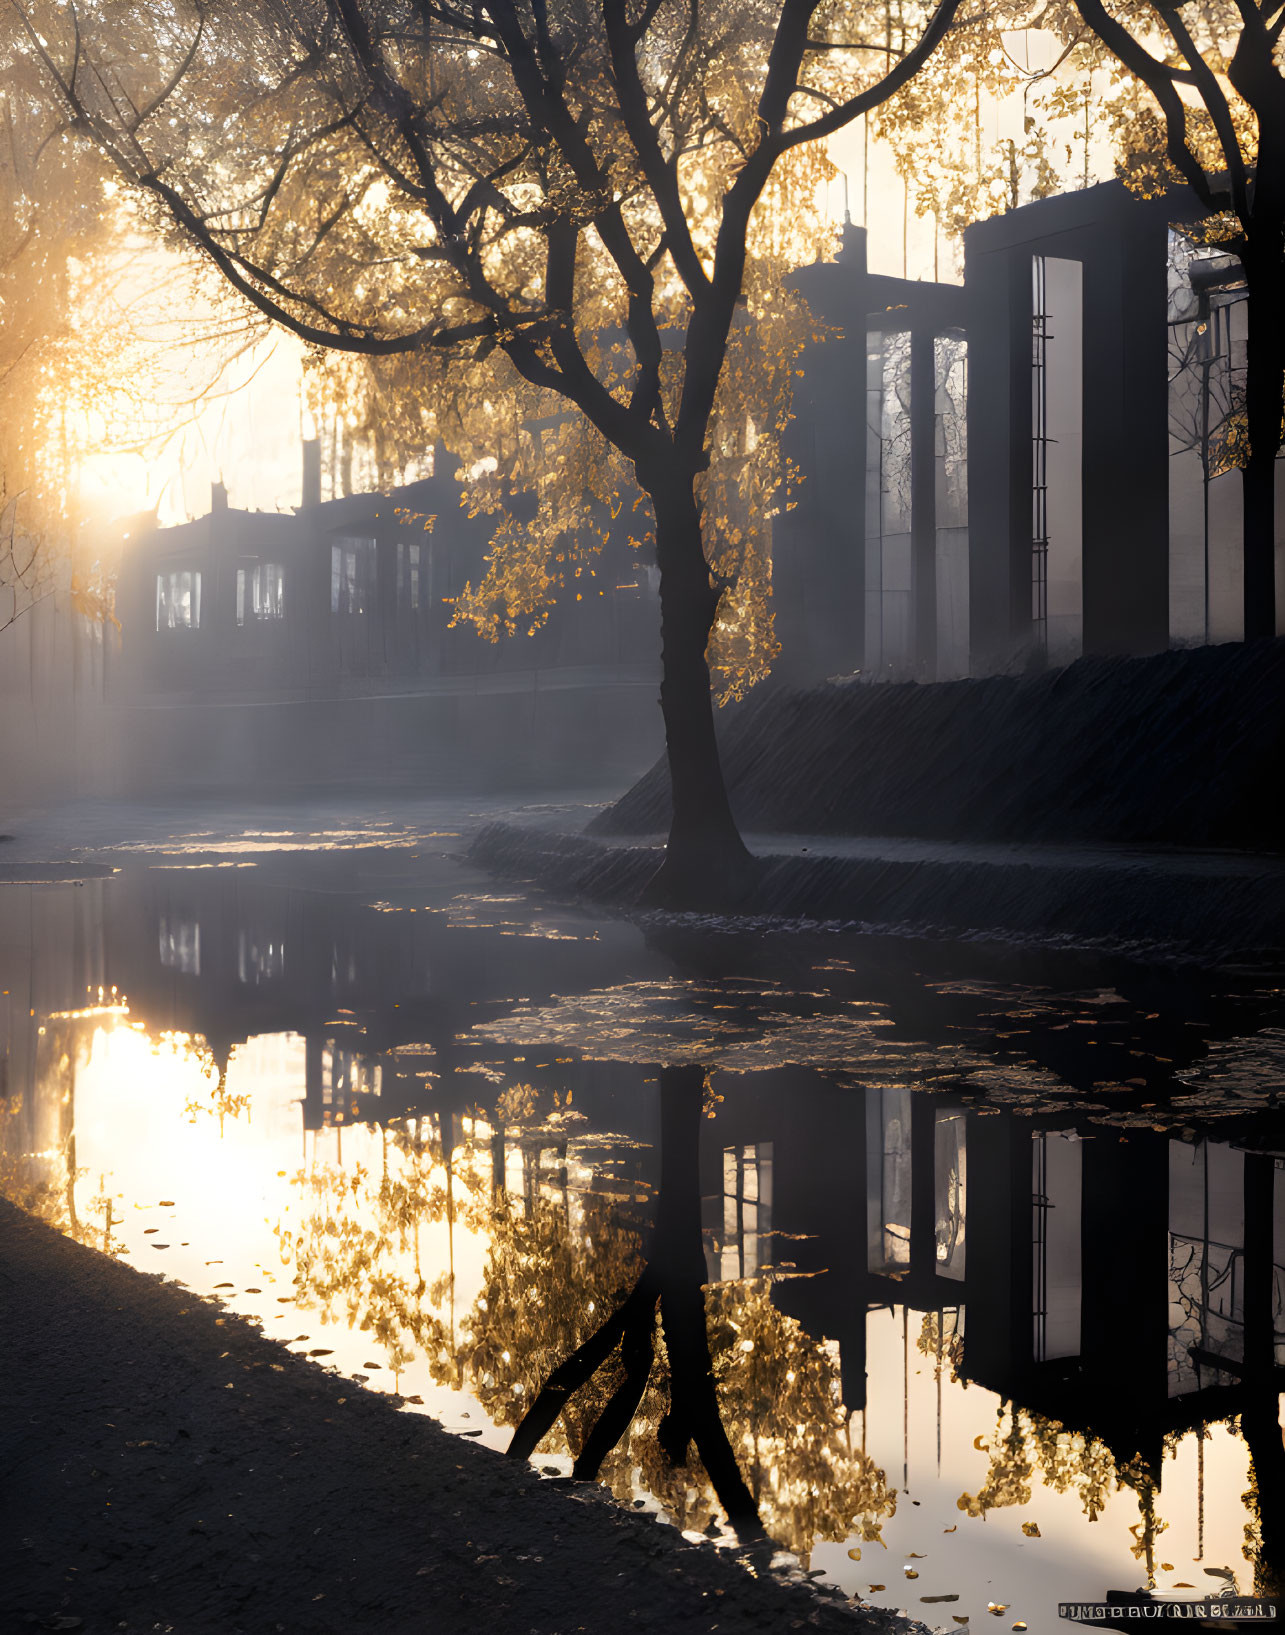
[1241,258,1282,643]
[641,482,760,909]
[652,1064,763,1536]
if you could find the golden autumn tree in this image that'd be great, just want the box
[20,0,963,904]
[869,4,1102,255]
[0,21,109,629]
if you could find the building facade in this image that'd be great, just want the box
[780,180,1283,686]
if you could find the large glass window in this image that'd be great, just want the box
[236,561,285,625]
[934,1108,967,1281]
[934,331,970,680]
[1166,229,1249,645]
[156,570,201,630]
[397,541,421,610]
[865,329,913,673]
[158,915,200,974]
[1031,255,1083,663]
[709,1142,774,1281]
[1032,1130,1082,1361]
[867,1087,913,1273]
[330,537,375,614]
[1169,1139,1244,1394]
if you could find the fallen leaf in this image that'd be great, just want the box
[868,1585,886,1593]
[308,1349,334,1357]
[921,1594,960,1603]
[907,1552,927,1559]
[1021,1523,1040,1538]
[847,1549,861,1561]
[988,1605,1008,1616]
[943,1525,958,1533]
[159,1200,175,1207]
[1160,1565,1175,1573]
[904,1569,920,1579]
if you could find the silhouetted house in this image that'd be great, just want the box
[114,450,658,703]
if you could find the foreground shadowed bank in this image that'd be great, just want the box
[0,1195,918,1635]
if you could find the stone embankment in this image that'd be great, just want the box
[469,822,1285,958]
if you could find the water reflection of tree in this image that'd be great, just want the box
[960,1404,1134,1530]
[502,1064,895,1553]
[274,1069,895,1558]
[0,1024,119,1253]
[960,1405,1191,1588]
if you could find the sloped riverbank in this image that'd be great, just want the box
[470,822,1285,959]
[0,1198,926,1635]
[589,641,1285,852]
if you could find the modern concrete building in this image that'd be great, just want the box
[780,180,1282,685]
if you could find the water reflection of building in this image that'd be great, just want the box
[701,1071,1285,1478]
[6,866,1285,1569]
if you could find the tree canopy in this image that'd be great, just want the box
[18,0,963,899]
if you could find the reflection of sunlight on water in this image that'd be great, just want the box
[0,993,1270,1625]
[62,1016,504,1440]
[851,1306,1251,1627]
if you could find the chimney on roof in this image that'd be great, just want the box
[302,438,321,510]
[211,480,229,512]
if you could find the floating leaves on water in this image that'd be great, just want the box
[974,1436,989,1450]
[907,1552,926,1558]
[151,1243,170,1249]
[921,1594,960,1603]
[144,1228,159,1235]
[404,1394,424,1405]
[904,1569,919,1579]
[214,1282,234,1289]
[953,1619,970,1627]
[847,1548,861,1560]
[943,1525,957,1533]
[1160,1564,1174,1573]
[308,1348,334,1357]
[245,1288,262,1294]
[1013,1624,1028,1631]
[1021,1522,1040,1537]
[868,1585,886,1593]
[159,1200,175,1207]
[988,1605,1008,1616]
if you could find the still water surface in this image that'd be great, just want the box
[3,828,1283,1631]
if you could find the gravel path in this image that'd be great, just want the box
[0,1199,927,1635]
